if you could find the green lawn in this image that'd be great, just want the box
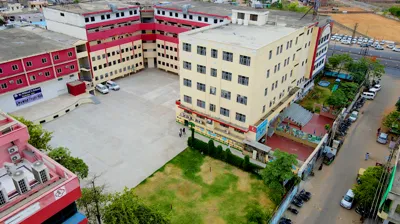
[134,148,275,224]
[299,86,332,111]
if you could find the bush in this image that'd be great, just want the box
[216,145,223,159]
[188,136,193,147]
[208,140,216,157]
[243,155,250,171]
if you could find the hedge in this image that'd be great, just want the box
[188,137,262,173]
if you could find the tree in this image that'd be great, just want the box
[77,183,108,224]
[340,82,359,101]
[349,57,384,85]
[353,166,384,208]
[383,111,400,131]
[208,140,216,157]
[13,116,53,151]
[396,100,400,112]
[326,89,347,108]
[245,201,272,224]
[243,155,250,171]
[327,54,353,75]
[261,150,298,204]
[103,188,170,224]
[48,147,89,179]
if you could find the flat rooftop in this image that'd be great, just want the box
[185,22,298,49]
[0,26,80,62]
[48,1,138,14]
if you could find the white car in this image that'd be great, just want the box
[380,40,386,45]
[349,111,359,122]
[369,87,380,94]
[373,84,381,91]
[106,80,120,90]
[375,45,384,50]
[341,189,355,209]
[342,40,351,45]
[96,83,109,94]
[393,48,400,52]
[387,44,395,49]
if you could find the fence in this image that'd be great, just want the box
[269,186,299,224]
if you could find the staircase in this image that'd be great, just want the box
[281,103,313,127]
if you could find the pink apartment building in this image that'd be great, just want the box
[0,111,87,223]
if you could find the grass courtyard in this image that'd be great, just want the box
[134,148,275,224]
[299,85,332,111]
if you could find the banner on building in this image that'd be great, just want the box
[13,87,43,107]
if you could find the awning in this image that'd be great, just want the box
[243,139,271,153]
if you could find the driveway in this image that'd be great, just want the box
[43,69,187,192]
[287,68,400,224]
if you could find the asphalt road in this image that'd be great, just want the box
[290,67,400,224]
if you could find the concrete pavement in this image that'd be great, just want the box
[287,68,400,224]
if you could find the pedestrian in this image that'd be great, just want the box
[183,127,186,135]
[179,132,182,138]
[377,127,381,135]
[318,163,323,170]
[365,152,370,161]
[180,128,182,134]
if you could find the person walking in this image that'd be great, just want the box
[183,127,186,135]
[365,152,370,161]
[377,127,381,136]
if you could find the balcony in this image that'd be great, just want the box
[79,65,90,72]
[76,51,88,59]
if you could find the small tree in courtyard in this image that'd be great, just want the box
[326,54,353,75]
[208,140,216,157]
[326,89,347,108]
[13,116,53,151]
[48,147,89,179]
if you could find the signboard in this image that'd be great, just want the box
[13,87,43,107]
[54,186,67,200]
[256,119,268,141]
[5,202,40,224]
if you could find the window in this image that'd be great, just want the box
[26,61,32,67]
[269,50,272,59]
[189,15,193,19]
[1,83,7,89]
[57,68,62,73]
[265,88,268,96]
[272,83,274,90]
[90,17,95,22]
[42,58,47,63]
[237,94,247,105]
[222,71,232,81]
[236,113,246,122]
[214,19,218,23]
[293,53,295,61]
[197,46,206,56]
[107,14,110,19]
[263,105,266,113]
[204,17,208,22]
[183,61,191,70]
[16,79,23,84]
[239,55,251,66]
[183,14,187,19]
[175,13,178,17]
[116,13,120,17]
[197,65,206,74]
[183,43,191,52]
[250,14,258,21]
[0,68,2,74]
[278,63,280,71]
[30,75,36,81]
[54,55,59,60]
[295,37,298,45]
[266,69,270,78]
[222,51,233,62]
[121,12,125,17]
[85,17,89,23]
[70,65,75,70]
[198,16,202,21]
[210,86,216,95]
[274,65,277,73]
[45,71,50,77]
[12,65,18,70]
[197,100,206,108]
[286,41,289,50]
[221,90,231,100]
[276,46,279,55]
[290,40,293,48]
[183,78,191,87]
[210,68,217,77]
[210,104,216,112]
[220,107,230,117]
[184,95,192,104]
[238,75,249,86]
[197,82,206,92]
[280,44,283,53]
[211,49,218,58]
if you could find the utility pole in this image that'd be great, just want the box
[351,23,358,46]
[92,178,102,224]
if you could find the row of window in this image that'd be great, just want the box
[91,45,142,62]
[318,33,330,45]
[94,63,142,81]
[93,53,142,71]
[1,78,23,89]
[183,95,246,122]
[157,60,178,69]
[84,10,138,23]
[156,10,223,24]
[313,58,325,71]
[157,53,178,61]
[316,46,328,58]
[157,44,178,52]
[0,52,73,74]
[182,43,251,66]
[87,20,140,33]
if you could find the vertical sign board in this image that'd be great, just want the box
[13,87,43,107]
[256,119,268,141]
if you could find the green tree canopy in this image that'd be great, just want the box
[353,166,384,207]
[327,54,353,74]
[349,57,385,85]
[383,111,400,131]
[48,147,89,179]
[77,184,108,223]
[326,89,347,107]
[103,188,170,224]
[396,100,400,112]
[245,201,272,224]
[13,116,53,151]
[261,150,298,204]
[340,82,359,101]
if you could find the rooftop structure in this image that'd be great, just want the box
[48,0,138,14]
[0,26,80,62]
[0,111,86,223]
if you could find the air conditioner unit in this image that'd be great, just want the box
[0,182,9,206]
[12,170,31,194]
[8,145,18,154]
[32,160,50,184]
[10,153,21,162]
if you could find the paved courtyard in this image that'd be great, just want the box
[43,69,187,192]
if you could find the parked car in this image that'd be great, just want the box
[387,44,395,49]
[352,39,357,44]
[349,111,359,122]
[96,83,109,94]
[106,80,120,90]
[361,92,375,100]
[375,45,384,50]
[377,132,388,144]
[373,84,381,91]
[340,189,355,209]
[380,40,386,45]
[360,43,369,47]
[393,48,400,52]
[331,36,336,41]
[369,86,380,94]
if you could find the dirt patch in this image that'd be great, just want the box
[199,157,227,185]
[328,13,400,43]
[231,168,252,192]
[202,199,225,224]
[135,164,181,195]
[169,180,202,200]
[257,193,274,209]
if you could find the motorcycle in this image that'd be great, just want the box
[288,206,299,215]
[291,198,303,207]
[300,189,312,200]
[279,217,292,224]
[298,193,310,201]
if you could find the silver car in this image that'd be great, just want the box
[377,133,388,144]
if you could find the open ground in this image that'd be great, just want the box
[328,13,400,42]
[134,148,275,224]
[41,69,187,192]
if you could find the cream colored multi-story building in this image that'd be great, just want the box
[176,10,331,151]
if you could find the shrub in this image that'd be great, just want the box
[243,155,250,171]
[216,145,223,159]
[208,140,216,157]
[188,136,193,147]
